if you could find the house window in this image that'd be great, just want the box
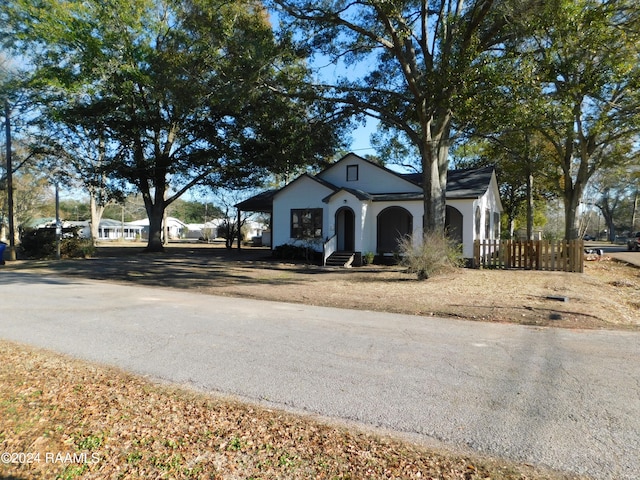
[291,208,323,239]
[485,209,491,239]
[346,164,359,181]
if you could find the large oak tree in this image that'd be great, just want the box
[271,0,541,234]
[1,0,345,251]
[522,0,640,239]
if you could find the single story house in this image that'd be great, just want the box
[237,153,502,264]
[129,216,187,240]
[184,220,223,240]
[69,219,145,240]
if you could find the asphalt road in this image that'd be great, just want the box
[0,272,638,480]
[604,246,640,267]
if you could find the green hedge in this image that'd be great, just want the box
[19,227,95,259]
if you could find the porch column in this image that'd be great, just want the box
[237,208,241,250]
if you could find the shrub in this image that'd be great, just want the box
[19,228,57,259]
[398,231,464,280]
[60,237,96,258]
[363,251,375,265]
[19,227,95,259]
[272,243,321,263]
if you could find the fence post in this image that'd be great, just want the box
[473,240,480,268]
[473,238,583,272]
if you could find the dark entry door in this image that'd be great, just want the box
[337,208,355,251]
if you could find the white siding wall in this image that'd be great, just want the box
[324,190,366,251]
[272,160,503,259]
[447,199,475,257]
[448,191,502,258]
[318,154,421,194]
[272,176,334,248]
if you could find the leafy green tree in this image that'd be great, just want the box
[58,199,90,222]
[166,199,223,224]
[1,0,345,252]
[453,130,558,239]
[271,0,540,234]
[521,0,640,239]
[589,166,639,240]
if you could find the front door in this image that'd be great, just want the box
[336,207,355,251]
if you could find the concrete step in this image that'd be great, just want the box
[325,252,355,267]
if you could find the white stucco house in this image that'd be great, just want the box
[237,153,502,264]
[129,216,187,240]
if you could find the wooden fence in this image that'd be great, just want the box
[473,239,584,273]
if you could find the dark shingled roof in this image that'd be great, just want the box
[235,189,278,212]
[322,188,372,203]
[401,165,495,199]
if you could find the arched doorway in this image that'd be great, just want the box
[335,207,355,251]
[377,207,413,253]
[445,206,463,246]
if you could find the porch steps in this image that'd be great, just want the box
[325,251,356,268]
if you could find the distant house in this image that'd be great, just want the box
[69,219,144,240]
[184,220,224,240]
[24,218,144,241]
[238,152,502,264]
[129,216,187,240]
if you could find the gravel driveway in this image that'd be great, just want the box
[1,271,638,480]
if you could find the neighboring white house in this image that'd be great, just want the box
[237,153,502,263]
[184,220,224,240]
[47,218,145,241]
[129,216,187,240]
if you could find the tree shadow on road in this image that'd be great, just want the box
[3,244,350,290]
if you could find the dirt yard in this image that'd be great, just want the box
[7,242,640,331]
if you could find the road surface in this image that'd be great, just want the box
[0,272,638,479]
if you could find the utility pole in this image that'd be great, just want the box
[4,99,16,261]
[55,181,61,260]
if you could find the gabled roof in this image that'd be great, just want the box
[317,152,421,191]
[236,173,338,212]
[401,165,495,199]
[322,187,372,203]
[236,156,497,210]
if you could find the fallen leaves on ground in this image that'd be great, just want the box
[0,341,582,480]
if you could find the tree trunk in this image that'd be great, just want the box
[606,217,616,242]
[89,195,105,244]
[144,183,167,252]
[422,158,447,233]
[563,189,581,240]
[146,203,165,252]
[526,171,534,240]
[631,189,639,232]
[420,119,450,235]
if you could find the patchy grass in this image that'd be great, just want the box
[0,341,583,480]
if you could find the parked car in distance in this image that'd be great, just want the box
[627,232,640,251]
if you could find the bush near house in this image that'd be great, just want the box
[399,231,465,280]
[19,227,95,259]
[272,243,321,263]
